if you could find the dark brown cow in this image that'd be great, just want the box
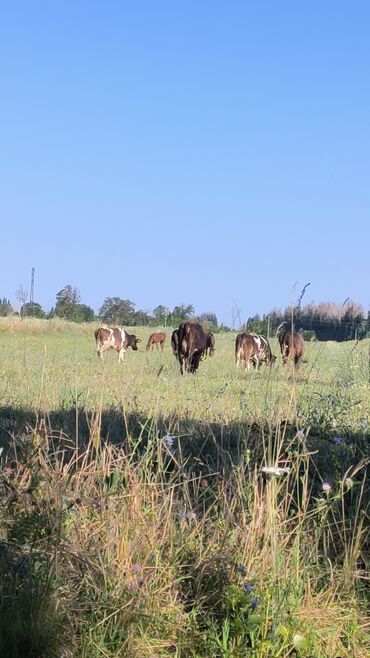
[146,331,166,352]
[276,322,304,367]
[235,333,276,370]
[205,332,215,357]
[94,327,140,362]
[176,321,207,374]
[171,329,179,356]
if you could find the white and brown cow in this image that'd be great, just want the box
[94,327,140,362]
[235,333,276,371]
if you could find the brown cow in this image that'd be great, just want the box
[276,322,304,367]
[94,327,140,362]
[205,332,216,357]
[235,333,276,370]
[171,329,179,356]
[176,321,207,374]
[146,331,166,352]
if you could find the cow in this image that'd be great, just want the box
[276,322,305,367]
[94,327,140,362]
[176,321,208,374]
[235,333,276,370]
[171,329,179,356]
[205,332,215,357]
[146,331,166,352]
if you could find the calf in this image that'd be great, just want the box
[94,327,140,363]
[146,331,166,352]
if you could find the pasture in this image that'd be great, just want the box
[0,318,369,658]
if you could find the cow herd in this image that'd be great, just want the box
[94,321,305,374]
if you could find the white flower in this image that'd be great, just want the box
[322,482,331,492]
[261,466,290,477]
[344,477,353,489]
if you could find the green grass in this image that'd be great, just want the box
[0,317,369,657]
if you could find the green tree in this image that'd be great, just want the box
[98,297,136,324]
[21,302,45,319]
[153,305,170,325]
[170,304,194,325]
[55,285,81,320]
[0,297,13,316]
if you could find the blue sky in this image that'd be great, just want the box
[1,1,369,324]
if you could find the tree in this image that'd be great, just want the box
[98,297,136,324]
[55,285,81,320]
[153,305,170,325]
[16,285,28,314]
[72,304,95,323]
[197,312,218,330]
[0,297,12,316]
[20,302,45,319]
[170,304,194,325]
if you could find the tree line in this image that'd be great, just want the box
[245,301,370,341]
[1,286,369,340]
[0,285,222,330]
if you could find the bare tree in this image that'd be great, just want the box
[16,285,29,317]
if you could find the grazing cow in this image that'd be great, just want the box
[176,321,207,374]
[235,333,276,370]
[276,322,305,367]
[94,327,140,362]
[146,331,166,352]
[171,329,179,356]
[205,332,216,357]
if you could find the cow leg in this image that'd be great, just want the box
[118,348,126,363]
[97,344,109,360]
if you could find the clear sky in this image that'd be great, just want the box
[1,1,369,324]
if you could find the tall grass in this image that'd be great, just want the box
[0,319,369,656]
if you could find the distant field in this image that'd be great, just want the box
[0,318,369,657]
[0,317,369,426]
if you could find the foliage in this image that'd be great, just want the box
[245,300,369,341]
[0,297,12,316]
[20,302,46,318]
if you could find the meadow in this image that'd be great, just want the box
[0,317,369,657]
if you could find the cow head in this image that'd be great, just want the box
[129,335,140,351]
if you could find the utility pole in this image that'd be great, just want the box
[30,267,35,304]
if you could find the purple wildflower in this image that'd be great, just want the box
[237,564,246,575]
[332,436,342,446]
[131,563,142,574]
[251,597,259,609]
[243,583,253,593]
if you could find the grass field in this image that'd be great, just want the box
[0,318,369,657]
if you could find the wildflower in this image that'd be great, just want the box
[322,482,331,493]
[237,564,246,575]
[360,418,368,429]
[92,499,101,509]
[332,436,342,446]
[251,597,259,609]
[261,466,290,477]
[344,477,354,489]
[131,563,142,573]
[243,583,253,593]
[177,508,186,520]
